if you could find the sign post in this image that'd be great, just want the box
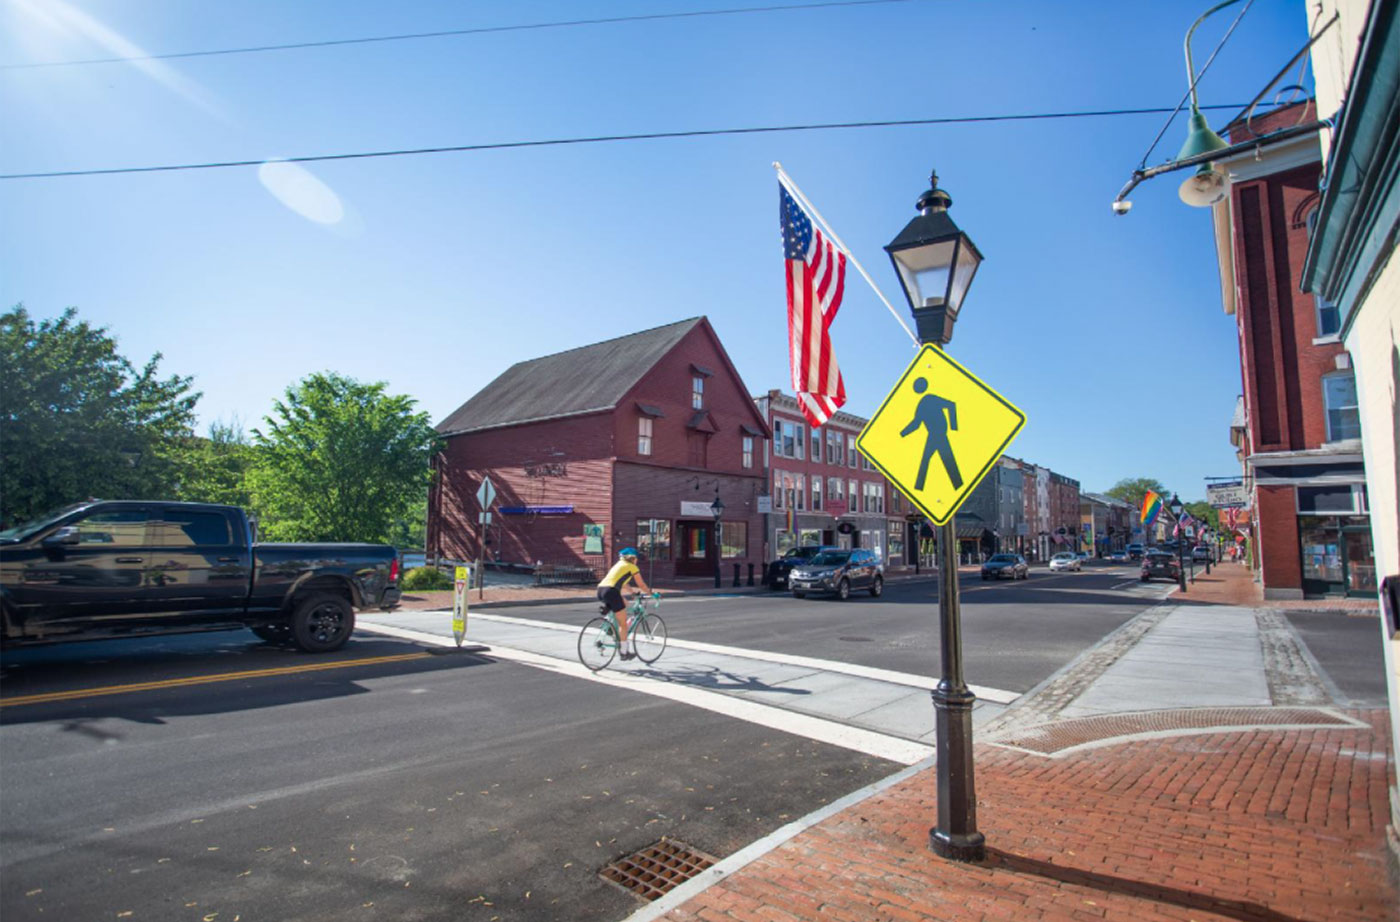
[475,477,496,600]
[856,342,1025,863]
[452,565,469,647]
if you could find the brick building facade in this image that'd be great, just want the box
[428,318,770,582]
[753,390,914,567]
[1210,101,1373,598]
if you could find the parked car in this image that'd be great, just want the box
[1192,546,1212,562]
[1075,551,1090,562]
[1108,550,1128,563]
[0,500,401,652]
[766,545,835,590]
[1048,552,1081,572]
[1141,551,1182,583]
[981,553,1029,580]
[789,548,883,600]
[1126,543,1144,560]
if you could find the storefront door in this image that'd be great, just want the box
[1343,527,1377,597]
[676,520,715,577]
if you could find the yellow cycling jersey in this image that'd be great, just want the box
[598,559,640,589]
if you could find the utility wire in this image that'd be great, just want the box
[0,103,1264,181]
[1,0,919,70]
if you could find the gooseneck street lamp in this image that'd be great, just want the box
[1169,493,1187,592]
[886,169,986,863]
[710,494,725,589]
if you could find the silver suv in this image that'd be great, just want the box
[789,548,884,600]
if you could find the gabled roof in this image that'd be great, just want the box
[437,318,703,435]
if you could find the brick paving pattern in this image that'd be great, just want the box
[660,712,1396,922]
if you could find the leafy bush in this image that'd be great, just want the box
[401,566,454,591]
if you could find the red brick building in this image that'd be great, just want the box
[427,318,770,582]
[1211,101,1373,598]
[752,390,913,567]
[1048,472,1081,553]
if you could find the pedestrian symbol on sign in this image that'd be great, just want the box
[900,377,962,491]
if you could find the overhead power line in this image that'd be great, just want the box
[2,0,919,70]
[0,104,1263,181]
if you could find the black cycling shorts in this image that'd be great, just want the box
[597,585,625,613]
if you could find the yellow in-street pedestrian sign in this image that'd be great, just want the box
[856,344,1026,526]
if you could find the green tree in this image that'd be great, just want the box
[247,372,440,543]
[1105,477,1168,515]
[177,418,254,509]
[1,305,199,525]
[1185,501,1220,532]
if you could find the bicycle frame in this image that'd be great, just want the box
[599,594,659,635]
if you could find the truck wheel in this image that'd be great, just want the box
[251,624,291,644]
[291,592,355,653]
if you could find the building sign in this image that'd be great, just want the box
[856,344,1026,526]
[583,523,604,554]
[499,505,574,515]
[826,498,848,518]
[756,496,773,514]
[1207,481,1248,508]
[680,501,715,517]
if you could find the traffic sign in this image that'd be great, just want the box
[476,477,496,509]
[856,344,1025,526]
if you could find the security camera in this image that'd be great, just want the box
[1111,200,1133,216]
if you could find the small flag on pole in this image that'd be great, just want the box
[780,184,847,428]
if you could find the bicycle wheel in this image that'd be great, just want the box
[578,617,618,671]
[631,613,668,664]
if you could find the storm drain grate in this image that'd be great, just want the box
[599,838,718,901]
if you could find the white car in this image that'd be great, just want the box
[1049,552,1081,572]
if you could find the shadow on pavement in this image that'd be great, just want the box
[632,663,812,695]
[984,849,1309,922]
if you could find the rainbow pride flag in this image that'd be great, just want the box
[1140,490,1163,528]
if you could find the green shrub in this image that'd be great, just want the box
[401,566,454,591]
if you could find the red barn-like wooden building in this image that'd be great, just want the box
[428,318,771,581]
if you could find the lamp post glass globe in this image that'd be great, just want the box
[885,170,983,346]
[1169,494,1183,517]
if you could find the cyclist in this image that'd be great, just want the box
[596,547,654,660]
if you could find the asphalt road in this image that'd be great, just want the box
[1,561,1384,922]
[481,563,1173,694]
[0,632,897,922]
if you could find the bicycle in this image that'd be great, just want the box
[577,592,667,671]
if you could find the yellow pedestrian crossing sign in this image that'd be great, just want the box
[856,344,1026,526]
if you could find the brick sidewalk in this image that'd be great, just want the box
[659,711,1397,922]
[1172,560,1379,613]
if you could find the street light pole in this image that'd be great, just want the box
[1169,493,1187,593]
[886,169,986,863]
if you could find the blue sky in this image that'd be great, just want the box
[0,0,1315,500]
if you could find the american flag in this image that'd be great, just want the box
[780,184,847,428]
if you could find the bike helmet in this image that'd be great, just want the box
[619,547,639,559]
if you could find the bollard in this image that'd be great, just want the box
[733,563,741,587]
[747,563,755,586]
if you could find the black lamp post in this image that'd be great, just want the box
[885,169,986,863]
[1168,493,1187,592]
[1202,526,1212,575]
[710,494,725,589]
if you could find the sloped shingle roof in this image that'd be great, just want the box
[436,318,703,435]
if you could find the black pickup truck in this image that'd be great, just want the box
[0,500,400,653]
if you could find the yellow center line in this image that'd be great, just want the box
[0,652,434,708]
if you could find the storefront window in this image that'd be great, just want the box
[776,529,796,555]
[637,519,672,560]
[1298,515,1375,596]
[720,522,747,558]
[799,528,822,546]
[887,520,903,562]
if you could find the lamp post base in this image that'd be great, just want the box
[929,828,986,862]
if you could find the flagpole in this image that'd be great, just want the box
[774,162,920,348]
